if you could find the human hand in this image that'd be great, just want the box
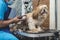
[12,16,21,23]
[20,15,27,21]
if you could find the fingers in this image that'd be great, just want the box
[13,15,27,23]
[19,15,27,21]
[17,16,22,19]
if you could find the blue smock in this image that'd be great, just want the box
[0,0,18,40]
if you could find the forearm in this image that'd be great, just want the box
[0,19,14,28]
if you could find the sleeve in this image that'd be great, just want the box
[0,3,6,20]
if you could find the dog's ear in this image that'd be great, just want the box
[32,9,39,19]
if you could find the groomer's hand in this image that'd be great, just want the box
[13,16,20,23]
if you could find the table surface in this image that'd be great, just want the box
[15,29,59,38]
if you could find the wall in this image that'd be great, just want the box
[57,0,60,30]
[50,0,55,29]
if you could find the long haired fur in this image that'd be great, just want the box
[25,4,48,32]
[10,4,48,33]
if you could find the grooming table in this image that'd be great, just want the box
[13,29,60,40]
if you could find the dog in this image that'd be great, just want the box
[10,4,48,33]
[25,4,48,33]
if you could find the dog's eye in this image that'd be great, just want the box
[35,25,38,28]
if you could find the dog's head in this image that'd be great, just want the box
[32,4,48,19]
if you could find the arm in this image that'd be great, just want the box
[0,3,20,28]
[0,19,14,28]
[0,3,13,28]
[0,16,20,28]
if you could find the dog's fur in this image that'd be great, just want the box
[25,4,48,32]
[10,4,48,33]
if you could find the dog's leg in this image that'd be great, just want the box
[27,17,37,30]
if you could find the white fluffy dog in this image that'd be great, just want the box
[25,4,48,33]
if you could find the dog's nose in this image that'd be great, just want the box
[43,8,48,14]
[44,9,45,12]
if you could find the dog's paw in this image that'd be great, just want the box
[27,27,43,33]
